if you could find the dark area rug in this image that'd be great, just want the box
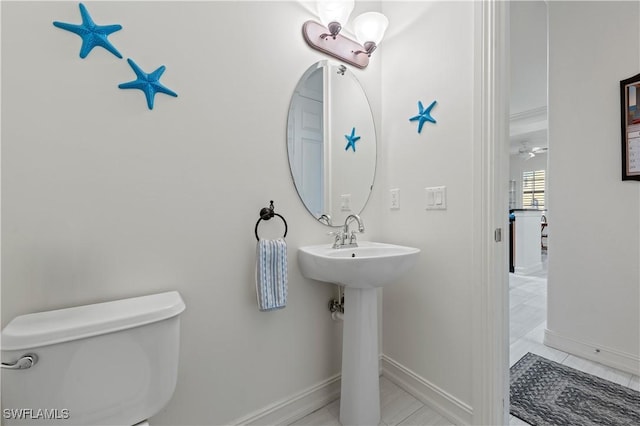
[510,352,640,426]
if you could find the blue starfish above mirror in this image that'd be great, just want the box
[344,128,361,152]
[409,100,437,134]
[53,3,123,59]
[118,58,178,110]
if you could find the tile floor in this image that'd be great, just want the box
[292,258,640,426]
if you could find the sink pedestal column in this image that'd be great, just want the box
[340,287,380,426]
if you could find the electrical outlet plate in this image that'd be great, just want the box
[341,194,352,212]
[390,188,400,209]
[425,186,446,210]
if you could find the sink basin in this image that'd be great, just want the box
[298,241,420,288]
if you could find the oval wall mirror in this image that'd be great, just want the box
[287,60,377,226]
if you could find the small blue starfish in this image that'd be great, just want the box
[118,58,178,110]
[344,127,361,152]
[53,3,123,59]
[409,100,437,134]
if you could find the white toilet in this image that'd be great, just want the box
[1,291,186,425]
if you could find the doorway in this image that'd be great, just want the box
[507,0,549,372]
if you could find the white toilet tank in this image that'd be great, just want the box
[1,291,186,425]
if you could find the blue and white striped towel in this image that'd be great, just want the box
[256,238,288,311]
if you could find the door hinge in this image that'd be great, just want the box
[494,228,502,242]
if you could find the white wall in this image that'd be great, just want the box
[546,1,640,373]
[510,0,547,116]
[379,0,476,409]
[1,2,383,424]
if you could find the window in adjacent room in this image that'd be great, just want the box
[522,169,545,209]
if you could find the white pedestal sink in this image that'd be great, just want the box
[298,242,420,426]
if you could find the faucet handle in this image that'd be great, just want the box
[327,230,343,242]
[328,230,345,248]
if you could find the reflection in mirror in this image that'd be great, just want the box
[287,61,376,226]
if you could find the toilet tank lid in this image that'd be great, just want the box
[1,291,186,351]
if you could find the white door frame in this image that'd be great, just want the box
[472,1,510,425]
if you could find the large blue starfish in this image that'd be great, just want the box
[344,127,361,152]
[53,3,123,59]
[118,58,178,110]
[409,100,437,134]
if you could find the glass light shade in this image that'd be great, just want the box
[317,0,355,28]
[353,12,389,45]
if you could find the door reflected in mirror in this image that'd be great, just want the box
[287,61,376,226]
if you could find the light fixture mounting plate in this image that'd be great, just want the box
[302,20,369,69]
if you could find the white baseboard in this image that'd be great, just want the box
[232,374,341,426]
[232,356,477,426]
[544,328,640,376]
[380,355,473,425]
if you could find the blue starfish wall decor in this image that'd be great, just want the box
[344,127,361,152]
[118,58,178,110]
[53,3,123,59]
[409,100,437,134]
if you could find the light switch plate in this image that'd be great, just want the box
[425,188,435,208]
[425,186,446,210]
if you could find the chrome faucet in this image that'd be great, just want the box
[330,214,365,248]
